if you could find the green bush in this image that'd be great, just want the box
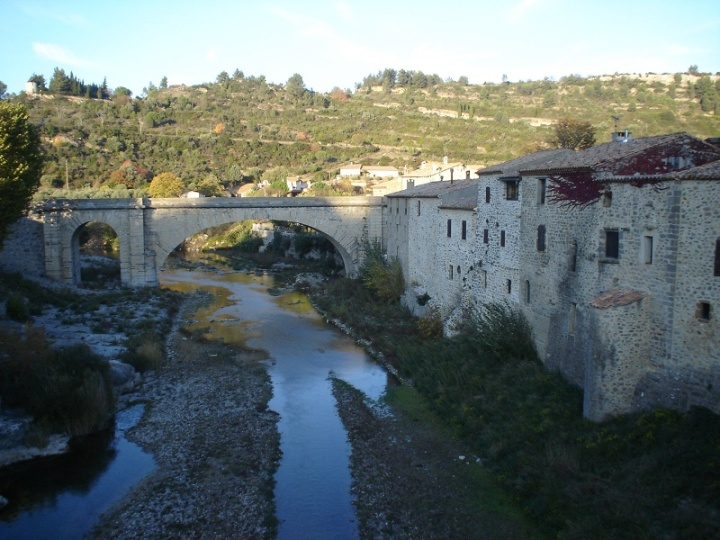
[121,331,165,372]
[6,293,30,321]
[360,240,405,303]
[0,327,115,437]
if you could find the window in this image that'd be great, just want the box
[447,219,452,238]
[481,270,487,288]
[605,230,619,259]
[538,178,547,205]
[485,186,491,203]
[537,225,546,252]
[404,200,407,215]
[569,303,577,335]
[448,265,454,280]
[603,191,613,208]
[570,240,578,272]
[500,230,506,247]
[506,279,512,294]
[505,181,519,201]
[461,221,467,240]
[642,236,654,264]
[483,229,489,244]
[465,170,471,179]
[417,200,421,216]
[714,238,720,276]
[697,301,711,321]
[525,280,531,303]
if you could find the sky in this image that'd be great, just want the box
[2,0,719,97]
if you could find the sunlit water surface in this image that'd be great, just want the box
[161,268,388,540]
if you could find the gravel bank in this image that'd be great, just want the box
[89,294,280,539]
[331,379,529,540]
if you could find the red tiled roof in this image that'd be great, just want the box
[590,288,646,309]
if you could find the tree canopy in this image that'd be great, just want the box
[550,117,596,150]
[0,102,43,246]
[147,172,184,197]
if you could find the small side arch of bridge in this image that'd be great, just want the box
[40,197,384,287]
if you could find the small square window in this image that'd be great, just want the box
[697,301,711,321]
[505,181,519,201]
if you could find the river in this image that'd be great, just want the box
[1,264,388,539]
[161,267,388,539]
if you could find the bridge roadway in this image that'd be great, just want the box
[39,196,384,287]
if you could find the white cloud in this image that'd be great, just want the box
[32,43,94,68]
[333,1,354,20]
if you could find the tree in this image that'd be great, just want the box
[147,172,184,197]
[286,73,306,99]
[550,117,596,150]
[159,76,168,90]
[688,65,699,75]
[0,81,7,99]
[216,71,230,84]
[458,75,469,86]
[49,67,71,94]
[0,102,43,246]
[196,174,224,197]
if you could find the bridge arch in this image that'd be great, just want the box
[40,197,384,287]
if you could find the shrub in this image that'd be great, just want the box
[121,331,165,372]
[0,327,115,437]
[6,293,30,321]
[360,240,405,303]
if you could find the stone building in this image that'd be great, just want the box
[387,131,720,420]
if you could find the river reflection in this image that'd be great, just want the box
[0,405,153,540]
[161,266,388,540]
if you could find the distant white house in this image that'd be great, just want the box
[364,165,399,178]
[402,158,482,188]
[339,163,362,177]
[286,176,311,195]
[182,190,205,198]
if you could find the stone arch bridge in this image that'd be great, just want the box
[38,197,384,287]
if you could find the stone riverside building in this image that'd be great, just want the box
[385,132,720,420]
[2,132,719,421]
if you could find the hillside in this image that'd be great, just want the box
[13,69,720,198]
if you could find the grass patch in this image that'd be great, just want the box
[312,277,720,539]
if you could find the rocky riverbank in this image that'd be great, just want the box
[89,293,281,539]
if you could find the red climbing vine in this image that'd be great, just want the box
[547,171,604,209]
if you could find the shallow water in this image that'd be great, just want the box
[161,268,388,540]
[0,405,153,540]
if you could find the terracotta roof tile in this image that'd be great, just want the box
[590,288,646,309]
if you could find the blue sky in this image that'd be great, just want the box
[2,0,719,97]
